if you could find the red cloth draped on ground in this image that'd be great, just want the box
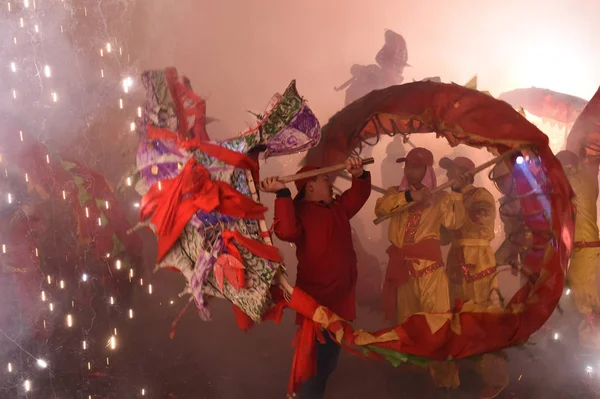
[140,158,267,262]
[382,239,444,320]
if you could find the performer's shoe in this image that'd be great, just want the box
[479,383,507,399]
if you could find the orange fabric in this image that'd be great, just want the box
[140,158,267,262]
[382,239,444,320]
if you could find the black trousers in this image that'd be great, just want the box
[298,333,341,399]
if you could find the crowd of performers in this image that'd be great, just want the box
[260,142,600,399]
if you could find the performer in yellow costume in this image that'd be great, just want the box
[440,156,509,399]
[556,150,600,349]
[375,147,465,389]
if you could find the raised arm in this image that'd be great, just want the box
[260,178,303,243]
[338,171,372,218]
[375,187,409,217]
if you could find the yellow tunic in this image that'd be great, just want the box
[566,162,600,317]
[445,185,510,388]
[446,185,498,305]
[375,186,464,389]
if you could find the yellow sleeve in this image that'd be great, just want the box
[375,187,408,217]
[470,188,496,223]
[439,191,465,230]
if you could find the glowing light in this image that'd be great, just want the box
[46,154,50,163]
[8,363,13,372]
[85,207,89,217]
[87,362,91,370]
[170,300,174,305]
[44,65,51,78]
[105,253,110,258]
[51,92,58,102]
[115,259,122,270]
[98,217,102,226]
[119,98,123,109]
[133,202,140,208]
[553,333,559,340]
[100,49,104,57]
[114,328,117,335]
[82,273,88,282]
[129,268,134,278]
[7,2,11,12]
[47,275,51,284]
[158,181,162,191]
[142,388,146,396]
[587,365,594,373]
[24,380,31,392]
[34,24,38,33]
[41,291,46,301]
[49,303,53,312]
[10,62,16,72]
[7,193,12,203]
[105,200,109,209]
[139,278,144,286]
[25,173,28,182]
[84,6,87,16]
[13,89,17,99]
[130,122,136,131]
[129,309,133,319]
[566,288,571,296]
[83,341,87,350]
[110,296,115,305]
[35,248,38,257]
[2,244,6,253]
[19,130,23,141]
[101,69,104,78]
[66,314,73,327]
[109,336,116,350]
[60,25,63,33]
[123,77,133,93]
[106,43,112,53]
[24,0,29,8]
[516,156,524,165]
[62,190,66,199]
[126,177,132,186]
[106,357,110,365]
[119,47,123,56]
[19,17,23,27]
[148,284,153,294]
[60,280,65,289]
[36,359,48,369]
[137,106,142,117]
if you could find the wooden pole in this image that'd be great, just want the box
[274,157,375,184]
[372,147,525,225]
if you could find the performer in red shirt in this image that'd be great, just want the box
[261,157,371,398]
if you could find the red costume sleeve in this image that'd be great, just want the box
[337,171,371,218]
[273,195,303,242]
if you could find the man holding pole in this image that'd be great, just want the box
[375,147,466,389]
[260,157,371,399]
[439,156,509,399]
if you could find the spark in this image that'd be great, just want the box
[46,154,50,163]
[41,291,46,301]
[106,43,112,53]
[25,173,28,182]
[116,259,122,270]
[49,302,53,311]
[129,309,133,319]
[553,333,559,340]
[126,176,132,186]
[60,280,65,289]
[10,62,16,72]
[85,207,89,217]
[2,244,6,253]
[108,336,116,350]
[105,200,109,209]
[13,89,17,99]
[98,217,102,226]
[34,24,38,33]
[62,190,66,199]
[119,98,123,109]
[148,284,153,294]
[137,106,142,117]
[66,314,73,327]
[566,288,571,296]
[101,69,104,78]
[51,92,58,102]
[130,122,136,131]
[24,380,31,392]
[44,65,51,77]
[7,193,12,203]
[19,130,23,141]
[129,268,134,278]
[133,202,140,208]
[83,341,87,350]
[141,388,146,396]
[8,363,12,372]
[110,296,115,305]
[36,359,48,368]
[82,273,88,282]
[19,17,23,28]
[47,275,51,284]
[24,0,29,7]
[35,247,38,256]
